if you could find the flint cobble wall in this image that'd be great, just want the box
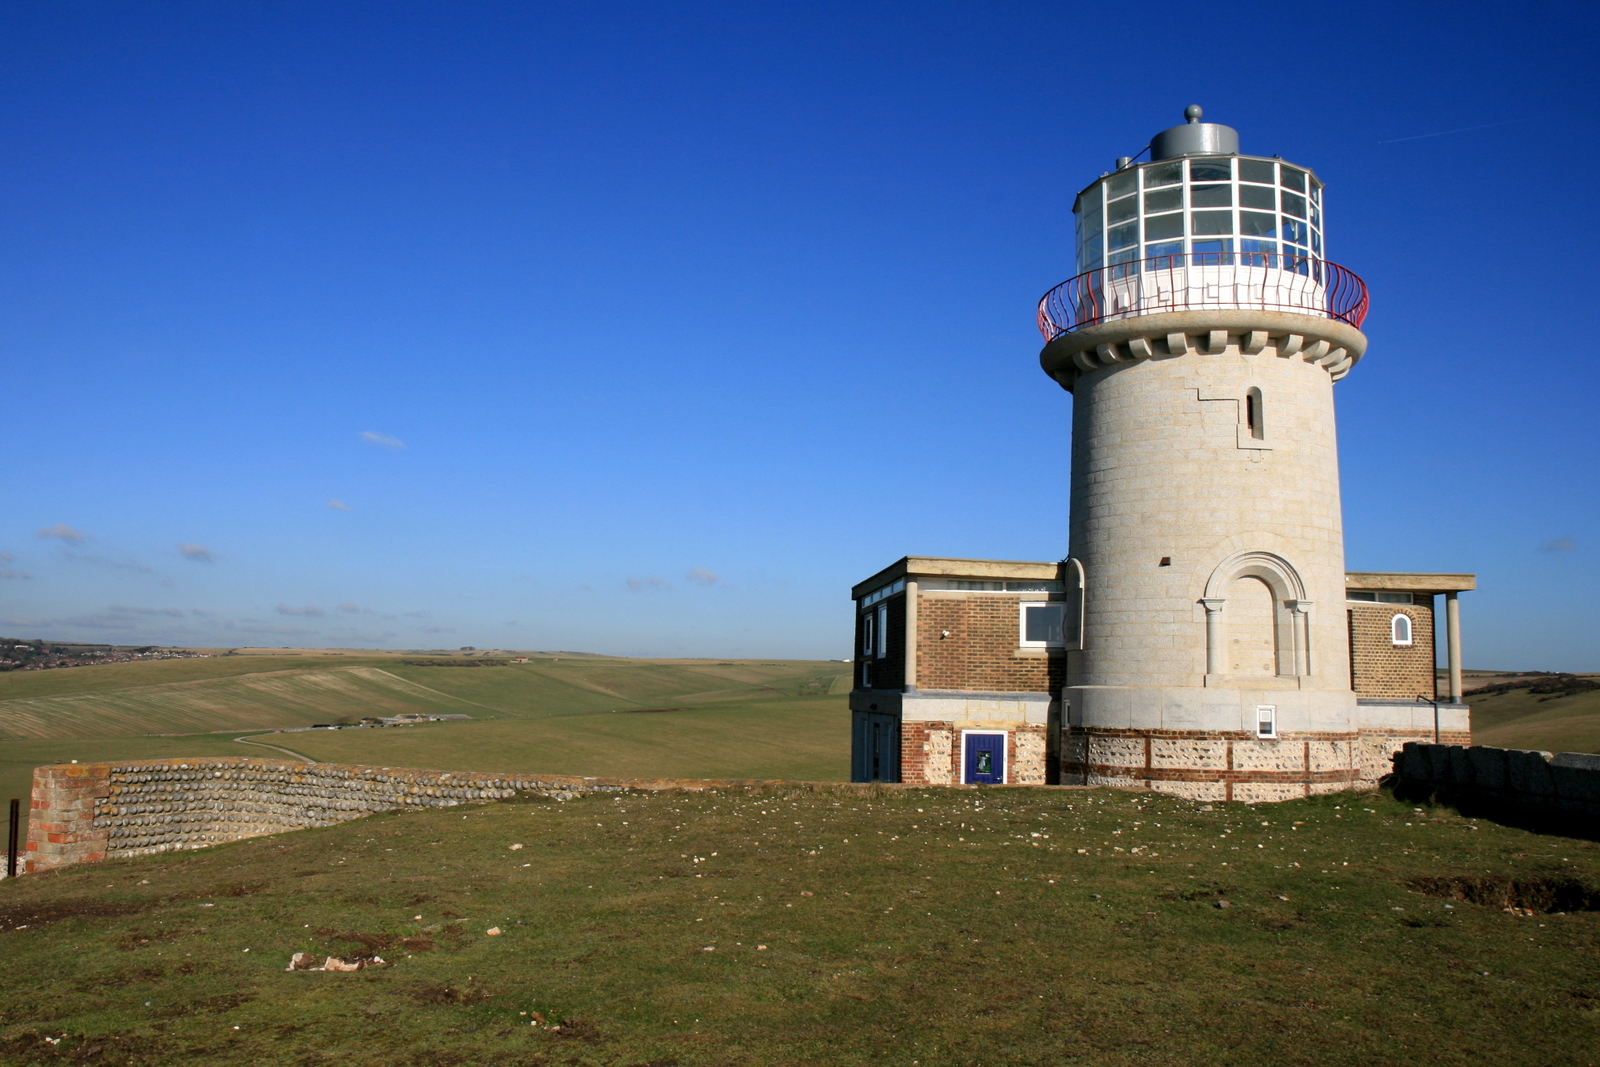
[1392,742,1600,821]
[1061,726,1470,802]
[22,757,792,875]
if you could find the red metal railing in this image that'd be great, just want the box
[1036,253,1369,341]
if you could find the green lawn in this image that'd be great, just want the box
[1,786,1596,1065]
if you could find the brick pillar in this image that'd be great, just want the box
[25,763,111,874]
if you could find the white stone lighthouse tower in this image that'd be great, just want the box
[1040,107,1376,801]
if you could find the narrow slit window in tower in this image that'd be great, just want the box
[1246,387,1264,440]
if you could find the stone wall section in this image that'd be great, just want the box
[22,757,809,875]
[916,593,1065,693]
[1064,726,1472,801]
[898,723,1047,786]
[1348,602,1435,700]
[1392,742,1600,821]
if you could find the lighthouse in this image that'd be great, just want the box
[847,108,1472,798]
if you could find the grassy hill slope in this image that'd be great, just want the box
[0,656,854,828]
[0,667,485,741]
[270,696,847,781]
[0,786,1595,1066]
[1469,685,1600,754]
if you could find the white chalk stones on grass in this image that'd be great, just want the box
[286,952,387,972]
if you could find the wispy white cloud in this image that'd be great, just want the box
[328,498,351,511]
[177,543,216,563]
[38,524,87,544]
[0,570,31,580]
[626,576,670,591]
[359,431,404,449]
[420,625,455,634]
[402,610,430,618]
[336,603,362,613]
[276,604,326,617]
[0,552,13,561]
[686,567,719,587]
[1540,536,1578,553]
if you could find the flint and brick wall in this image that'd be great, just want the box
[916,594,1065,693]
[1061,725,1470,802]
[900,723,1047,786]
[1349,602,1436,700]
[1392,742,1600,821]
[22,757,791,875]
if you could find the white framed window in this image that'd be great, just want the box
[1391,613,1413,646]
[861,612,875,657]
[875,605,888,659]
[1020,601,1066,648]
[1256,704,1277,738]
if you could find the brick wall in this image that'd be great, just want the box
[1348,601,1435,700]
[916,594,1065,693]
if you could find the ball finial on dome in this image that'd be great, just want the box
[1184,104,1203,124]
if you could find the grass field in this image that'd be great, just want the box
[0,656,855,834]
[1465,686,1600,756]
[1,785,1597,1066]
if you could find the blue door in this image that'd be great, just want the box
[964,732,1006,784]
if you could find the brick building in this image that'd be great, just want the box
[848,108,1476,800]
[850,559,1473,790]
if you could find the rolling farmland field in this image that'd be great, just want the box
[0,652,854,831]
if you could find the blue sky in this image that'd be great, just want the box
[2,1,1596,667]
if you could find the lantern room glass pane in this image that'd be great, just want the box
[1312,231,1323,255]
[1191,238,1233,263]
[1191,184,1232,208]
[1241,238,1277,265]
[1189,158,1231,181]
[1143,213,1184,241]
[1108,196,1138,225]
[1281,219,1309,244]
[1107,171,1136,199]
[1145,161,1182,187]
[1144,187,1182,213]
[1239,158,1276,184]
[1240,184,1276,210]
[1281,191,1307,219]
[1239,211,1276,236]
[1280,166,1307,192]
[1145,240,1182,262]
[1108,221,1139,250]
[1192,210,1233,235]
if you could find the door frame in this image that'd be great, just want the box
[960,729,1009,785]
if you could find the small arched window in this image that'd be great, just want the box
[1245,387,1265,440]
[1390,613,1412,646]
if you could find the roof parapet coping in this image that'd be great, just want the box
[1345,571,1476,594]
[852,556,1065,600]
